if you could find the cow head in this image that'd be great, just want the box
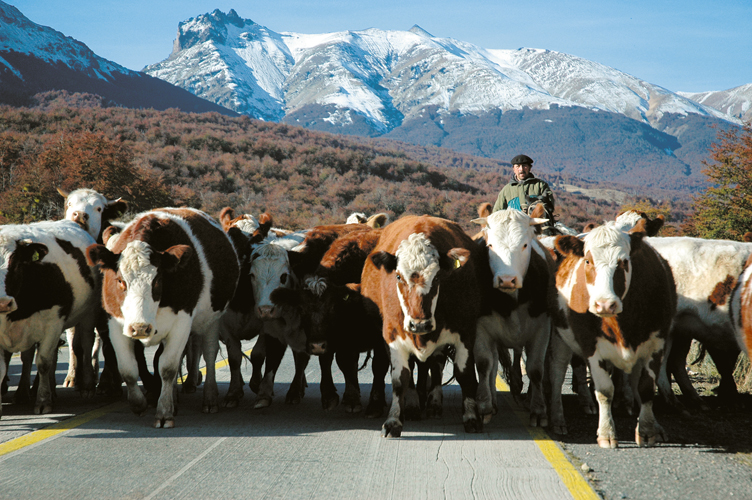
[87,240,192,340]
[59,188,127,241]
[472,209,548,293]
[0,238,49,325]
[370,232,469,334]
[555,222,644,317]
[249,240,295,320]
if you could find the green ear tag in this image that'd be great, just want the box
[454,258,461,269]
[343,293,349,301]
[31,251,40,262]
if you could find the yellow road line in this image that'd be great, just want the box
[0,348,251,457]
[496,377,601,500]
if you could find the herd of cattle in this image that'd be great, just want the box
[2,188,752,449]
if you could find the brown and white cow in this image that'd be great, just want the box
[471,209,556,427]
[87,208,239,428]
[361,215,482,437]
[548,220,676,448]
[0,220,99,416]
[731,253,752,358]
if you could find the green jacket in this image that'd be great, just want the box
[492,174,555,215]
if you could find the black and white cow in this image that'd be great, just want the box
[0,220,99,416]
[87,208,239,428]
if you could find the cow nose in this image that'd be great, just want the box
[495,275,518,290]
[127,323,153,339]
[594,299,619,316]
[408,319,432,334]
[72,211,89,222]
[309,341,327,355]
[257,305,275,319]
[0,297,17,314]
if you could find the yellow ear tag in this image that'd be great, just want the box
[454,258,461,269]
[31,251,40,262]
[343,293,349,301]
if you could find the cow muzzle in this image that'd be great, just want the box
[126,323,154,339]
[0,297,17,314]
[309,341,328,355]
[71,211,89,231]
[256,305,276,319]
[592,299,621,317]
[494,275,520,292]
[407,318,434,335]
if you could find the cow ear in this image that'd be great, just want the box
[162,245,193,272]
[226,226,250,261]
[442,247,470,270]
[219,207,236,231]
[249,213,273,246]
[87,243,118,270]
[16,239,48,264]
[366,213,389,228]
[644,214,664,237]
[102,225,122,246]
[103,198,127,221]
[370,251,397,273]
[554,235,584,258]
[582,222,596,233]
[470,217,487,226]
[477,202,493,219]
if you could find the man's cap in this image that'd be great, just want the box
[511,154,533,165]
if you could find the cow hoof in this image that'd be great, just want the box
[322,393,340,411]
[404,405,421,421]
[202,404,219,414]
[530,414,548,428]
[34,403,53,415]
[482,413,492,425]
[13,389,30,405]
[553,424,568,435]
[580,404,597,415]
[382,418,402,438]
[154,418,175,429]
[285,392,302,405]
[597,437,618,449]
[365,403,384,419]
[222,398,240,409]
[463,417,482,433]
[182,383,197,394]
[80,388,96,399]
[63,376,75,388]
[344,403,362,414]
[425,404,443,419]
[249,376,261,395]
[254,397,272,409]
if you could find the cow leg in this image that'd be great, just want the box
[336,349,361,413]
[613,368,636,415]
[138,341,161,406]
[589,356,618,448]
[524,327,549,428]
[548,332,572,435]
[319,351,339,410]
[403,358,421,421]
[254,336,285,409]
[1,350,11,396]
[708,346,741,402]
[657,332,687,413]
[63,328,77,388]
[72,315,98,399]
[34,330,64,415]
[511,348,524,399]
[425,353,445,419]
[96,317,124,397]
[182,333,203,394]
[249,334,266,394]
[285,350,309,405]
[155,323,192,428]
[454,342,481,433]
[382,347,410,438]
[570,354,597,415]
[634,355,668,447]
[110,322,148,416]
[473,319,497,423]
[366,342,389,418]
[222,334,245,408]
[200,320,221,414]
[14,346,35,404]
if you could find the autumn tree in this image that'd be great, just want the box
[687,124,752,240]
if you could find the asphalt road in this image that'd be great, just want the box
[0,342,750,500]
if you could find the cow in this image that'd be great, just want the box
[346,212,390,228]
[87,208,239,428]
[271,227,390,416]
[361,215,483,437]
[547,220,676,447]
[645,235,752,409]
[471,209,556,427]
[0,220,99,416]
[731,253,752,358]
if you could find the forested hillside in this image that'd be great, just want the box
[0,91,680,232]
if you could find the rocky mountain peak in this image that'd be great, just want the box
[172,8,255,54]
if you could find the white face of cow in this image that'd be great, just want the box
[63,189,108,240]
[118,240,161,339]
[232,214,260,235]
[250,241,293,319]
[481,209,541,293]
[581,223,633,317]
[394,233,441,334]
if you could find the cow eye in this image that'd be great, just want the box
[97,207,102,212]
[280,273,288,284]
[117,278,127,291]
[522,244,528,250]
[395,273,402,283]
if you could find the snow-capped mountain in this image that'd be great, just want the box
[0,1,234,114]
[145,9,735,133]
[678,84,752,124]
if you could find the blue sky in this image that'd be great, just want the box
[8,0,752,93]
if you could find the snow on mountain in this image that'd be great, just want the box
[0,1,131,81]
[678,83,752,124]
[144,9,737,132]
